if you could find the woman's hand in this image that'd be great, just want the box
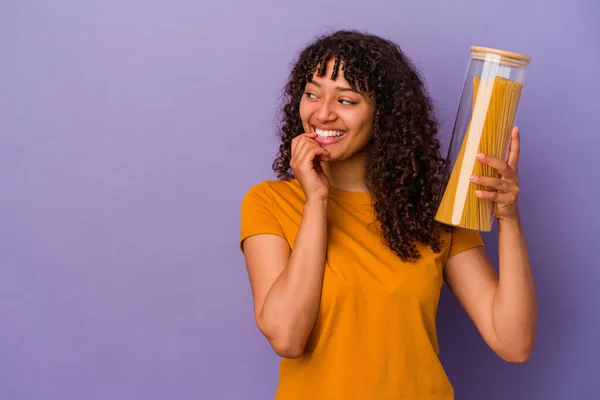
[290,133,331,202]
[470,126,522,222]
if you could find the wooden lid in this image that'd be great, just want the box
[470,46,531,67]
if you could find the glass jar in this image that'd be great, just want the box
[435,46,531,231]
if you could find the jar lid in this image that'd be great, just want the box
[470,46,531,67]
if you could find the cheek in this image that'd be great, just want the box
[299,98,311,121]
[349,112,373,137]
[359,109,375,135]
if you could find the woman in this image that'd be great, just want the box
[239,30,537,399]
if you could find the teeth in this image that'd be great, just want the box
[314,127,346,138]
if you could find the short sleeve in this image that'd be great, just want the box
[447,227,485,259]
[239,182,286,253]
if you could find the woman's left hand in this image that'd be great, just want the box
[470,126,521,222]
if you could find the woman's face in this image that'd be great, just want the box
[299,59,375,162]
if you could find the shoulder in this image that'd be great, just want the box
[444,226,485,260]
[243,178,299,195]
[242,178,303,205]
[448,226,484,241]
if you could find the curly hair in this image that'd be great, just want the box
[272,30,452,262]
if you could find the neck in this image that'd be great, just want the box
[322,150,369,193]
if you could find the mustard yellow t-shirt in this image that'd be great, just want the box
[240,179,484,400]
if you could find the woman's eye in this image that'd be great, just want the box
[305,92,317,99]
[340,99,356,105]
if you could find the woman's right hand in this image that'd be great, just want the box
[290,133,331,202]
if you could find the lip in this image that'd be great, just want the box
[311,125,348,146]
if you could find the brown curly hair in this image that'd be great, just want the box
[272,30,452,262]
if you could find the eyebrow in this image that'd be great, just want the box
[308,80,360,93]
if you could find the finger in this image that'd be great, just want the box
[291,136,299,158]
[506,126,520,173]
[299,144,330,166]
[293,134,315,159]
[294,138,310,161]
[476,152,517,180]
[306,143,331,161]
[296,136,323,162]
[291,133,318,158]
[314,152,331,163]
[474,190,516,204]
[470,175,514,192]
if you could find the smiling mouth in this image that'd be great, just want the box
[312,126,347,139]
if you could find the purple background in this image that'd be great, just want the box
[1,1,598,399]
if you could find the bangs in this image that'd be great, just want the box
[307,53,371,93]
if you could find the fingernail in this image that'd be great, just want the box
[477,153,485,159]
[475,190,483,196]
[470,175,478,181]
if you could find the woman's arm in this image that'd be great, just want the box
[444,217,537,363]
[243,198,328,359]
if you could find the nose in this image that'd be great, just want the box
[315,99,337,124]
